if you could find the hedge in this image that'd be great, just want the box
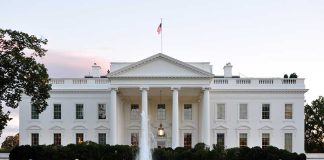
[10,142,306,160]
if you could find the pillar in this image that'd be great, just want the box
[172,87,179,149]
[110,88,117,145]
[202,88,210,146]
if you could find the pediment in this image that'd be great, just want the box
[259,126,273,130]
[50,125,64,130]
[108,53,214,78]
[72,125,87,130]
[27,125,41,130]
[214,125,228,130]
[236,125,251,130]
[281,125,297,130]
[95,125,109,130]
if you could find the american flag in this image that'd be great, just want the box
[157,23,162,34]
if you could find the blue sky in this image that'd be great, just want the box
[1,0,324,144]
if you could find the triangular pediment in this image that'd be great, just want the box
[108,53,214,78]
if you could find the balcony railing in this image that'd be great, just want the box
[212,78,305,89]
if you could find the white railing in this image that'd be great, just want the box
[49,78,109,85]
[212,78,305,89]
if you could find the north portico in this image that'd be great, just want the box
[19,53,307,153]
[108,53,214,148]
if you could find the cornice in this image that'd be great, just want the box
[210,89,308,94]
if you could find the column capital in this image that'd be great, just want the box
[139,87,149,91]
[202,87,211,91]
[171,86,181,91]
[110,87,118,91]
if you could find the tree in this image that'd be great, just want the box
[289,73,298,78]
[305,96,324,152]
[1,133,19,150]
[0,29,51,134]
[284,74,288,78]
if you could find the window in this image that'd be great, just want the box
[98,133,106,145]
[31,133,39,146]
[262,133,270,148]
[53,133,61,145]
[130,104,140,120]
[217,104,225,120]
[31,105,39,119]
[98,104,106,119]
[131,133,139,146]
[184,133,192,148]
[53,104,61,119]
[284,133,293,152]
[184,104,192,120]
[157,104,166,120]
[217,133,225,147]
[285,104,293,119]
[262,104,270,119]
[239,133,247,147]
[239,104,248,119]
[76,133,84,144]
[76,104,84,119]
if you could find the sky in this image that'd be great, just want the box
[1,0,324,145]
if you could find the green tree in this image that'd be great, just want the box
[305,96,324,152]
[289,73,298,78]
[1,133,19,150]
[0,29,51,134]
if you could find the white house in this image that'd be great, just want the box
[19,53,307,153]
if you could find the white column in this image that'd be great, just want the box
[110,88,117,145]
[172,87,179,149]
[202,87,210,146]
[141,88,148,114]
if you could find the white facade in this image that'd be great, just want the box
[19,53,307,153]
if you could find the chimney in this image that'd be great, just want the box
[91,63,101,77]
[223,63,232,78]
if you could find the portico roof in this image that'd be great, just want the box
[108,53,214,78]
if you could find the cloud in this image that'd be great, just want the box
[38,50,110,78]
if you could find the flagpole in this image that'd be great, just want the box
[160,18,163,53]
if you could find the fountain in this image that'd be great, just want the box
[137,111,152,160]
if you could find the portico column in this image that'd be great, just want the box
[141,87,148,116]
[172,87,179,149]
[202,87,210,146]
[110,88,117,145]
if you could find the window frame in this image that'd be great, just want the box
[239,133,248,147]
[76,133,84,144]
[262,104,270,119]
[31,105,39,119]
[284,133,293,152]
[76,104,84,120]
[216,103,226,120]
[262,133,270,148]
[157,104,166,120]
[184,104,192,121]
[239,103,248,120]
[284,104,293,119]
[130,104,140,120]
[216,133,225,147]
[98,133,106,145]
[98,104,107,120]
[184,133,192,148]
[53,133,61,145]
[53,104,61,120]
[31,133,39,146]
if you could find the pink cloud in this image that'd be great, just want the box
[38,50,110,78]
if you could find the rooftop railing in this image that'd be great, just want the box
[212,78,305,89]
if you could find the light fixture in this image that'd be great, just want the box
[157,90,165,137]
[157,123,165,137]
